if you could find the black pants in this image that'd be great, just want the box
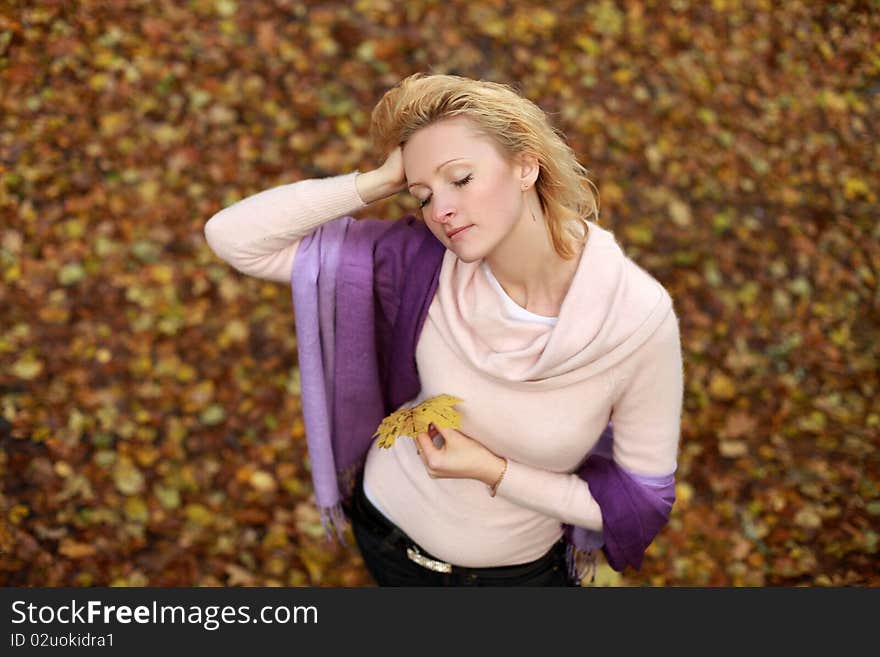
[344,472,576,587]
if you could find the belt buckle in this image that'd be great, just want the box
[406,546,452,574]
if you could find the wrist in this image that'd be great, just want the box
[355,169,401,205]
[487,456,508,497]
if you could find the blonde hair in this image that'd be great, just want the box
[370,72,600,259]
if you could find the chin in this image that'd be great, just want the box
[446,235,488,263]
[454,251,484,264]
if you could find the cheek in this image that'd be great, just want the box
[479,178,519,224]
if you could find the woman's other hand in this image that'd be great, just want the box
[414,423,506,486]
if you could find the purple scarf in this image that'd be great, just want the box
[291,214,675,578]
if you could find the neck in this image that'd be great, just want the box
[484,192,584,314]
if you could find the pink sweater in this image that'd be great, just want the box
[204,172,683,567]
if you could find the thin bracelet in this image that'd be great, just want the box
[489,458,508,497]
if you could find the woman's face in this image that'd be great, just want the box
[402,116,526,263]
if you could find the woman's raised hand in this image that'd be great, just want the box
[355,146,407,204]
[377,145,407,193]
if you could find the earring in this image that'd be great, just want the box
[522,186,537,222]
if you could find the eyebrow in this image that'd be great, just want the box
[407,158,470,189]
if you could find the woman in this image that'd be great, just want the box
[205,73,683,586]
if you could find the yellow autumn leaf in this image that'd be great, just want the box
[11,356,43,380]
[373,394,464,449]
[59,539,96,559]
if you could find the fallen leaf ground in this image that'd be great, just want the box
[1,1,877,586]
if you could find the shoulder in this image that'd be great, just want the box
[604,224,676,329]
[618,302,682,387]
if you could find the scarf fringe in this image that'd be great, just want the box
[319,502,350,547]
[566,542,598,586]
[317,464,366,548]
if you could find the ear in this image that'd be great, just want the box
[515,152,540,188]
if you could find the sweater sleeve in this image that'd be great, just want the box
[607,306,683,477]
[494,306,683,532]
[496,459,605,531]
[203,171,368,283]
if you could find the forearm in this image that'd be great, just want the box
[355,168,405,205]
[203,171,367,283]
[494,458,604,531]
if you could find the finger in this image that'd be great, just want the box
[416,432,443,476]
[416,434,441,477]
[428,423,446,449]
[414,432,432,457]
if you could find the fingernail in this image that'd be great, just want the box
[428,422,437,433]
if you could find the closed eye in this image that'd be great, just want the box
[419,174,473,209]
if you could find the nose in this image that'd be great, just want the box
[430,197,456,226]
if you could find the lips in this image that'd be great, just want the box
[446,225,472,238]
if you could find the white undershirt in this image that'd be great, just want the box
[479,260,559,325]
